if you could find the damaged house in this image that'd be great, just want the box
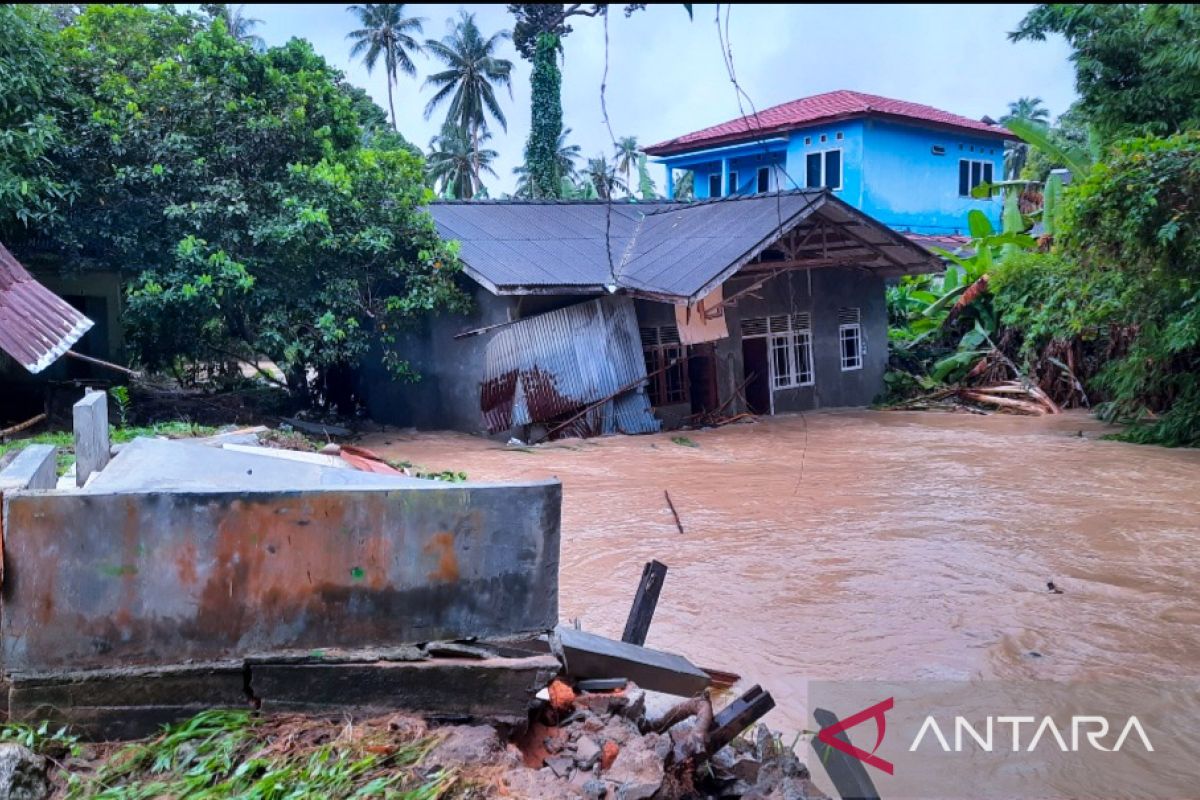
[362,190,941,438]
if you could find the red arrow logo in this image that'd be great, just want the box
[817,697,895,775]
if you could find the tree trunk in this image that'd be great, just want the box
[386,74,397,131]
[468,123,480,200]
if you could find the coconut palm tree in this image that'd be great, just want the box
[586,155,627,200]
[202,4,266,51]
[1001,97,1051,179]
[513,129,581,198]
[427,126,496,199]
[423,12,512,186]
[613,136,640,197]
[347,4,425,132]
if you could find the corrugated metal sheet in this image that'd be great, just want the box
[0,243,93,373]
[429,191,943,302]
[480,296,660,437]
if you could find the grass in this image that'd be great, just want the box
[387,460,468,483]
[0,422,217,476]
[44,710,461,799]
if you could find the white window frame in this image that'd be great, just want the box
[839,322,863,371]
[770,328,814,389]
[959,158,994,197]
[806,148,843,191]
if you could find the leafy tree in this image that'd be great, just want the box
[37,5,463,408]
[613,136,639,197]
[1011,4,1200,143]
[347,3,425,132]
[673,170,694,201]
[0,4,70,230]
[423,12,512,187]
[586,155,626,200]
[427,126,496,199]
[200,4,265,51]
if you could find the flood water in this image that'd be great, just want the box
[364,410,1200,742]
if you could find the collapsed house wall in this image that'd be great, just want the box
[1,453,561,673]
[361,281,592,434]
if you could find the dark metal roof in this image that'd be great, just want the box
[429,191,942,302]
[0,242,94,373]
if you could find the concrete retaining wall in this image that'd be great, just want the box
[2,480,561,673]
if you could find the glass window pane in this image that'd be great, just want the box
[708,174,722,197]
[825,150,842,190]
[959,160,970,196]
[757,167,770,193]
[970,161,982,189]
[983,161,993,185]
[728,171,738,195]
[771,334,792,387]
[806,153,822,189]
[793,332,813,384]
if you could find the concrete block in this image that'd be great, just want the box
[8,662,247,741]
[2,479,561,672]
[72,390,110,487]
[0,445,56,492]
[553,627,709,697]
[251,654,560,722]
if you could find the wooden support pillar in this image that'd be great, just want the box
[622,560,667,646]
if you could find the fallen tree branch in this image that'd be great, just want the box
[66,350,141,378]
[664,490,684,534]
[0,413,47,438]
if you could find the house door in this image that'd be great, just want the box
[688,343,719,415]
[741,337,771,415]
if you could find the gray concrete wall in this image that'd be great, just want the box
[717,267,888,413]
[1,479,562,673]
[361,279,597,433]
[636,267,888,417]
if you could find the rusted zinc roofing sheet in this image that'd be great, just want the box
[480,295,659,437]
[0,242,93,373]
[428,191,942,303]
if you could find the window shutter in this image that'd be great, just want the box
[741,317,768,337]
[838,308,861,325]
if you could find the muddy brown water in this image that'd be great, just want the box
[364,410,1200,741]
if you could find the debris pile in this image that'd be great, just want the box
[502,678,826,800]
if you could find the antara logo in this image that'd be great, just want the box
[910,715,1154,753]
[816,698,1154,776]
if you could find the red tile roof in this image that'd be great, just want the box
[645,90,1016,156]
[0,242,93,374]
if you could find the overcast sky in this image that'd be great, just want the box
[233,3,1077,195]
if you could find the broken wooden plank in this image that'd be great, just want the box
[811,707,881,800]
[622,560,668,646]
[553,626,709,697]
[707,684,776,754]
[699,666,741,690]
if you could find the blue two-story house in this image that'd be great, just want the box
[644,90,1014,236]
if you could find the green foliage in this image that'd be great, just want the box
[671,435,698,447]
[636,153,658,200]
[0,720,81,759]
[110,385,133,428]
[6,5,463,407]
[524,33,563,198]
[423,12,512,138]
[427,125,497,199]
[63,709,453,799]
[1006,117,1093,180]
[991,133,1200,446]
[0,5,71,229]
[1011,4,1200,144]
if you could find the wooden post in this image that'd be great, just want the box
[622,560,667,646]
[706,684,776,754]
[73,390,110,488]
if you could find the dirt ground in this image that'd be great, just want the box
[362,409,1200,736]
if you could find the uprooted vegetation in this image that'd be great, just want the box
[884,132,1200,447]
